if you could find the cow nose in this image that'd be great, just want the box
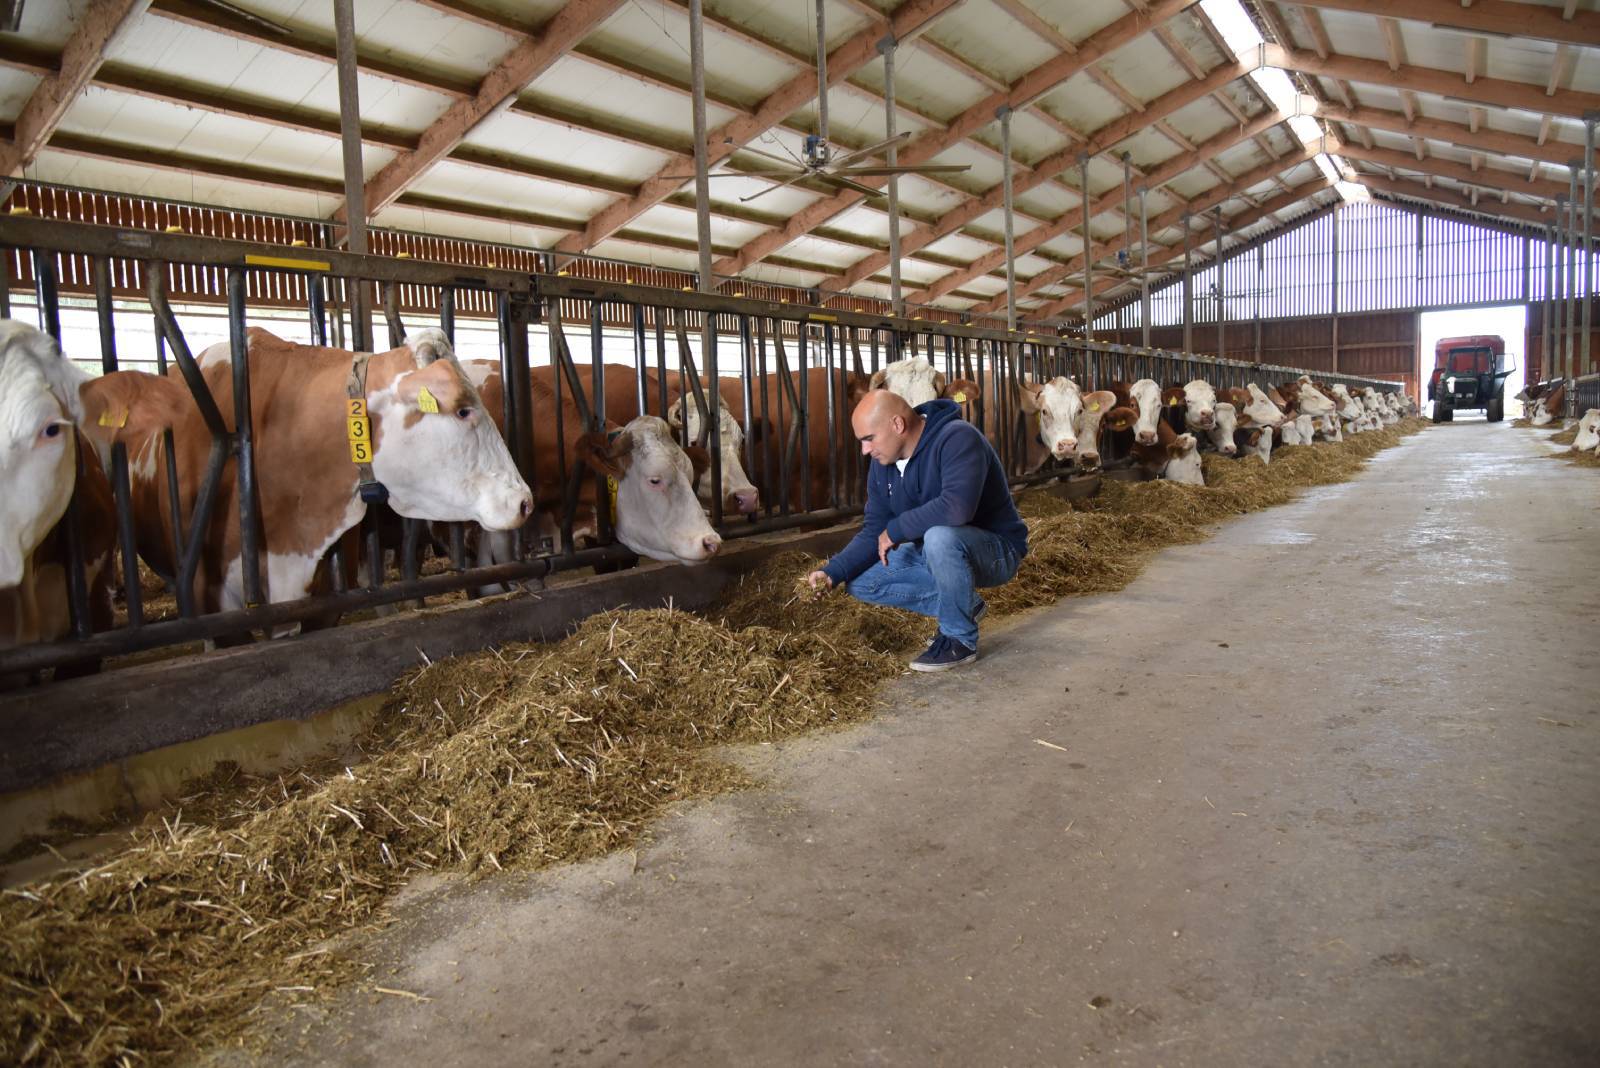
[731,489,758,514]
[518,495,533,519]
[1054,439,1075,456]
[701,533,722,556]
[1136,430,1157,445]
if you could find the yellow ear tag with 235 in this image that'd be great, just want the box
[417,386,440,414]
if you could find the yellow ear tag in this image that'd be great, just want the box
[1167,397,1179,406]
[606,475,619,523]
[97,407,129,429]
[1088,402,1100,412]
[416,386,440,414]
[952,392,967,403]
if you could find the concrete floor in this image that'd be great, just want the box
[237,422,1600,1067]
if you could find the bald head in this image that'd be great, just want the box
[852,388,924,466]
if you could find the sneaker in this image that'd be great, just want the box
[922,601,987,650]
[910,634,979,672]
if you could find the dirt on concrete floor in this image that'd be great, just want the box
[208,420,1600,1067]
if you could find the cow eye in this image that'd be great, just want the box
[39,422,64,442]
[455,407,474,420]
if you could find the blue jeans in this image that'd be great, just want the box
[845,525,1021,648]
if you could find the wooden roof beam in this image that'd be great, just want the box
[1313,102,1583,168]
[342,0,626,223]
[1357,173,1562,230]
[0,0,147,176]
[713,0,1202,277]
[1263,44,1600,121]
[555,0,963,257]
[821,55,1259,292]
[1338,142,1576,203]
[1292,0,1600,50]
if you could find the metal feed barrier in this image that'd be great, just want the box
[0,215,1401,680]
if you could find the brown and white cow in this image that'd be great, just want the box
[869,356,982,409]
[1016,377,1116,468]
[1572,408,1600,453]
[122,328,532,614]
[464,362,721,566]
[1532,381,1566,426]
[0,322,181,654]
[1106,405,1203,484]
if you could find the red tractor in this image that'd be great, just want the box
[1428,335,1514,423]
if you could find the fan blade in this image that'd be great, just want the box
[658,171,796,180]
[830,132,911,168]
[833,164,972,176]
[817,173,885,198]
[734,143,810,169]
[740,170,816,203]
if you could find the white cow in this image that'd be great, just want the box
[1162,431,1204,485]
[1206,401,1240,456]
[1125,378,1164,446]
[1573,409,1600,453]
[1182,379,1218,430]
[667,392,759,515]
[1243,384,1288,427]
[869,357,977,408]
[1018,377,1116,468]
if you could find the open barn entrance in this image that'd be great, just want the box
[1420,305,1528,420]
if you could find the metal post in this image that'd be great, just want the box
[332,0,369,346]
[1214,209,1224,361]
[228,268,264,608]
[1137,184,1149,348]
[1331,203,1340,373]
[1079,152,1091,340]
[1001,107,1016,332]
[1566,170,1579,384]
[814,0,830,147]
[689,0,714,293]
[1583,115,1595,377]
[1545,221,1556,383]
[1182,213,1192,354]
[883,37,903,318]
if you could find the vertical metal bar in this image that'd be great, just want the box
[332,0,369,347]
[1583,118,1596,376]
[705,314,723,526]
[309,274,328,347]
[32,248,60,339]
[1001,107,1016,331]
[824,324,838,508]
[1331,203,1340,373]
[756,317,773,518]
[227,268,264,608]
[1138,184,1149,349]
[440,286,455,345]
[797,325,812,513]
[883,37,903,318]
[95,258,142,629]
[1213,210,1224,361]
[1182,213,1192,354]
[688,0,714,293]
[1544,223,1555,383]
[1080,152,1092,340]
[633,303,648,416]
[383,281,405,348]
[1565,172,1578,384]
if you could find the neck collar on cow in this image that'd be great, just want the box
[347,353,389,505]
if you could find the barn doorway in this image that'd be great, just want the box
[1419,305,1528,420]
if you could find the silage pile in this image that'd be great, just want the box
[0,417,1430,1066]
[1548,422,1580,446]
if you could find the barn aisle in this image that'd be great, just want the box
[226,424,1600,1067]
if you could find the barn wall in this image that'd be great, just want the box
[1524,303,1600,384]
[1099,310,1420,398]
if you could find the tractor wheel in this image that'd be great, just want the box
[1436,402,1454,423]
[1486,393,1504,422]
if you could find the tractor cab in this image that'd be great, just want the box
[1428,334,1515,423]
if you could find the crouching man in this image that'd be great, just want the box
[805,390,1028,672]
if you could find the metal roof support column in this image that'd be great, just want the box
[1583,114,1595,376]
[1001,106,1016,332]
[883,36,904,317]
[1566,167,1579,383]
[1544,221,1555,383]
[1138,185,1150,348]
[1214,209,1224,361]
[1331,203,1341,373]
[1182,213,1192,354]
[1079,152,1091,340]
[689,0,714,292]
[332,0,369,349]
[1555,195,1568,384]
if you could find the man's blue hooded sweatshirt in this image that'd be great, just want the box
[822,398,1028,586]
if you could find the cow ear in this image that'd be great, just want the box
[578,430,631,478]
[666,396,688,430]
[407,327,455,367]
[942,378,982,404]
[1016,381,1044,414]
[932,370,946,396]
[683,444,711,482]
[1103,405,1136,431]
[868,369,888,392]
[1082,390,1114,415]
[78,370,189,445]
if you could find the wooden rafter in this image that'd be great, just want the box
[1338,143,1575,203]
[1291,0,1600,50]
[1313,102,1584,168]
[0,0,147,176]
[712,0,1202,277]
[1357,172,1563,230]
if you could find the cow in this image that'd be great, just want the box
[1180,379,1218,431]
[1110,379,1164,446]
[1532,381,1566,426]
[868,356,981,408]
[1106,404,1203,484]
[462,362,721,566]
[1234,425,1271,464]
[117,328,533,616]
[1015,377,1116,469]
[0,322,181,660]
[1233,385,1288,429]
[1572,409,1600,453]
[1283,377,1337,418]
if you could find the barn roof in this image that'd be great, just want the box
[0,0,1594,328]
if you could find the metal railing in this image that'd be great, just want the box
[0,215,1402,679]
[1569,373,1600,419]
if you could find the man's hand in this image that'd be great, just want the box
[804,570,834,599]
[877,529,896,566]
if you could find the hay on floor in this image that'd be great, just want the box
[0,418,1431,1066]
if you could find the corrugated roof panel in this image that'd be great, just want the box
[592,4,795,105]
[891,174,970,217]
[820,203,889,242]
[0,67,42,122]
[1028,0,1130,41]
[704,176,821,217]
[1015,183,1077,220]
[360,3,527,82]
[535,54,739,134]
[461,110,674,181]
[1162,170,1214,201]
[409,160,615,221]
[9,0,77,49]
[1119,127,1183,172]
[31,149,336,219]
[1309,10,1394,67]
[967,207,1041,240]
[923,3,1057,86]
[1167,9,1228,69]
[1212,139,1269,176]
[1038,72,1126,134]
[1097,35,1193,104]
[780,234,870,269]
[921,231,999,263]
[630,201,770,248]
[586,236,703,273]
[737,260,829,289]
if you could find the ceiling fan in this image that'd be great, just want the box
[665,0,971,203]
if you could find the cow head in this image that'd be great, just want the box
[1208,402,1239,456]
[1017,376,1087,460]
[667,391,759,515]
[1328,383,1364,421]
[869,357,944,406]
[1573,408,1600,452]
[1162,430,1204,486]
[1182,380,1217,429]
[0,322,87,588]
[1291,379,1336,416]
[1073,390,1116,468]
[580,415,721,565]
[370,329,533,531]
[1128,378,1163,445]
